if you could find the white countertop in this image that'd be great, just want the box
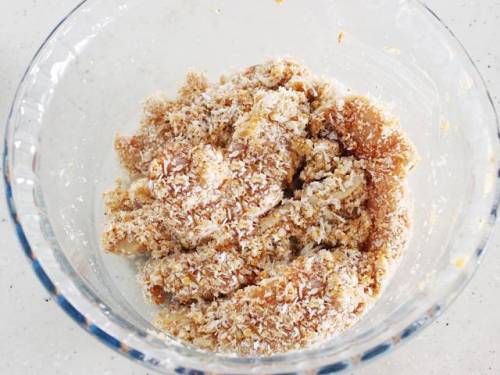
[1,1,499,374]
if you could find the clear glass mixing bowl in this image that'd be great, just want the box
[3,0,499,373]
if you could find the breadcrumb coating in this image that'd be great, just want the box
[102,59,416,355]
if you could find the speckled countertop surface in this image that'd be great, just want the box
[1,1,499,374]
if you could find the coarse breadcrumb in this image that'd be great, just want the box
[102,59,416,355]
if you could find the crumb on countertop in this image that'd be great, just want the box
[337,31,345,44]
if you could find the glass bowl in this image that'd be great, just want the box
[3,0,499,373]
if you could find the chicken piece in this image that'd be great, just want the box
[102,179,178,255]
[155,248,371,355]
[140,213,297,304]
[334,96,416,289]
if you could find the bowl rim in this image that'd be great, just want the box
[3,0,500,374]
